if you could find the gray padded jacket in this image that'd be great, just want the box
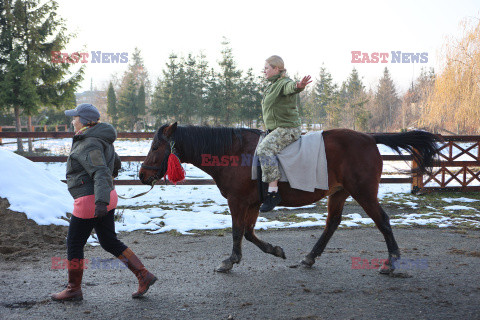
[66,123,120,204]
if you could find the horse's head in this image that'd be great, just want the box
[139,122,177,185]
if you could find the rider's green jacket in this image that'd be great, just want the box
[66,123,120,204]
[261,74,304,131]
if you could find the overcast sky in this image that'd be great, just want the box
[56,0,480,94]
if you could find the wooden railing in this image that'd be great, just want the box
[0,124,68,131]
[413,136,480,192]
[1,131,479,192]
[0,125,68,144]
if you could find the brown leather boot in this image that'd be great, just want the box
[51,259,84,301]
[118,248,157,298]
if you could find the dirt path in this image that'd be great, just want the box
[1,224,479,320]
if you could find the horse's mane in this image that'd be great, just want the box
[173,125,261,160]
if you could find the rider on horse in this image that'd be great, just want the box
[257,55,312,212]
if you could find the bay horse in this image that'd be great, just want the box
[139,123,440,274]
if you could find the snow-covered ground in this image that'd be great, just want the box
[1,138,479,246]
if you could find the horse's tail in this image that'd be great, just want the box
[372,130,443,174]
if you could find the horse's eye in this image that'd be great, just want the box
[152,142,159,151]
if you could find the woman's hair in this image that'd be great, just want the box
[266,55,286,77]
[84,121,99,127]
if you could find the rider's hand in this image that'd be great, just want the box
[296,76,312,89]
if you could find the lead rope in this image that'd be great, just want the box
[117,180,157,199]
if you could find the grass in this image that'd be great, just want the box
[273,214,317,223]
[381,191,480,216]
[164,229,184,236]
[188,228,231,236]
[117,201,195,211]
[114,209,124,222]
[196,200,218,207]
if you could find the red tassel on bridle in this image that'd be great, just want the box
[166,142,185,184]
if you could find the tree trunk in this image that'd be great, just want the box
[14,106,24,153]
[28,116,33,153]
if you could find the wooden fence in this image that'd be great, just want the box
[1,131,479,192]
[0,125,68,144]
[412,136,480,192]
[0,124,68,133]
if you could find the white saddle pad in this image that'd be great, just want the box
[252,131,329,192]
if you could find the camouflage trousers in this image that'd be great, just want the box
[256,126,302,183]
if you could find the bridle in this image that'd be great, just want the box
[140,129,177,184]
[116,128,180,200]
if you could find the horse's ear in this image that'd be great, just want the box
[164,122,178,137]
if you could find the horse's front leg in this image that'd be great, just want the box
[215,198,247,273]
[244,206,286,259]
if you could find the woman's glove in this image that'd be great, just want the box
[113,153,121,178]
[94,202,108,218]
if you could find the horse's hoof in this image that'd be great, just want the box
[215,260,233,273]
[273,246,286,259]
[380,256,399,275]
[379,267,393,275]
[379,261,394,275]
[300,256,315,268]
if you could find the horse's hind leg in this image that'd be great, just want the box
[244,206,286,259]
[215,198,247,273]
[301,189,350,267]
[349,189,401,274]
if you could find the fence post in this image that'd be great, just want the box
[0,126,2,145]
[55,125,58,132]
[411,151,424,194]
[478,137,480,162]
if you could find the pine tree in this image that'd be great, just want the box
[107,82,117,126]
[218,38,241,125]
[345,68,369,131]
[116,48,150,130]
[195,52,209,123]
[238,68,262,127]
[196,52,209,123]
[117,74,137,130]
[0,0,84,152]
[375,67,400,131]
[334,82,348,128]
[204,68,222,125]
[313,66,337,128]
[181,53,203,123]
[128,47,150,91]
[136,82,146,129]
[151,53,184,126]
[150,78,167,127]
